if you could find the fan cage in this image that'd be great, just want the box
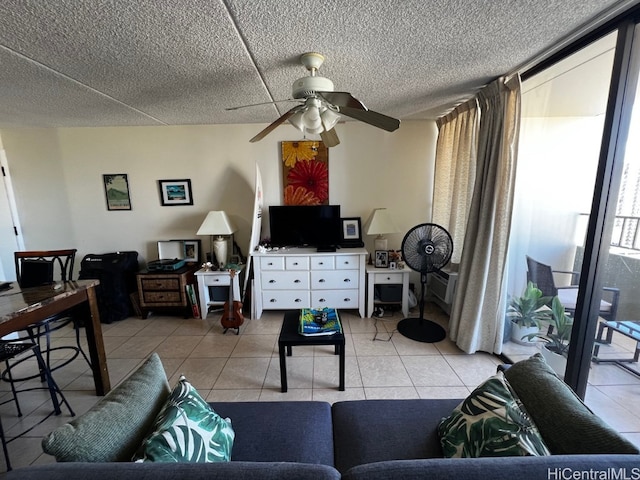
[401,223,453,274]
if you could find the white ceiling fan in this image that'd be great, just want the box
[226,52,401,147]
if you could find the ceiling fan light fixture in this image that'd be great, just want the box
[289,111,304,131]
[321,107,340,130]
[302,104,321,130]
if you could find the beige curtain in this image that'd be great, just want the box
[433,100,479,264]
[448,75,521,354]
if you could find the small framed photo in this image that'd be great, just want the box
[103,174,132,211]
[158,179,193,206]
[180,239,201,263]
[340,217,363,247]
[375,250,389,268]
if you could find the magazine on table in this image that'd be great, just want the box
[299,308,342,336]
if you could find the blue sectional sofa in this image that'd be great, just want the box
[8,353,639,480]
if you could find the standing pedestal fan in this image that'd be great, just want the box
[397,223,453,343]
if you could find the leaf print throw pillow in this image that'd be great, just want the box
[135,375,234,462]
[437,371,550,458]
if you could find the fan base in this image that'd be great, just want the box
[397,318,446,343]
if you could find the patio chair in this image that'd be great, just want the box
[525,255,620,322]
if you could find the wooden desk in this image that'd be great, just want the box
[0,279,110,395]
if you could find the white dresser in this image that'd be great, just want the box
[252,248,367,319]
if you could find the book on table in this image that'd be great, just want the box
[299,308,342,336]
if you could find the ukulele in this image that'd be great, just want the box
[221,269,244,334]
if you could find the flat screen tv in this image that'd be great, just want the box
[269,205,341,250]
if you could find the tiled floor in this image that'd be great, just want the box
[1,303,639,472]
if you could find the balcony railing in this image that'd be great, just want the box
[612,215,640,252]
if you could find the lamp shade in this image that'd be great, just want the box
[364,208,398,236]
[196,211,237,235]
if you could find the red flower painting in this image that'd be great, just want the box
[281,140,329,205]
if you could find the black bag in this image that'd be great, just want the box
[79,251,139,323]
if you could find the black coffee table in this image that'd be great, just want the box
[278,310,345,392]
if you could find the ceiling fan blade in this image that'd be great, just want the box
[317,91,366,110]
[320,128,340,147]
[226,99,298,111]
[339,106,400,132]
[249,107,300,143]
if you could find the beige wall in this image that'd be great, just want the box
[1,120,437,274]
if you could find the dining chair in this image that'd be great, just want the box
[3,250,91,385]
[0,338,74,471]
[525,255,620,322]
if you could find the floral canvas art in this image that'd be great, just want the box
[281,141,329,205]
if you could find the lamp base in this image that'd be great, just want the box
[374,237,388,251]
[213,237,228,270]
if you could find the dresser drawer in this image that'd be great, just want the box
[285,256,310,270]
[139,277,180,291]
[311,290,359,309]
[259,256,285,270]
[335,255,360,270]
[311,270,359,290]
[261,271,310,290]
[311,256,335,270]
[142,290,182,304]
[262,290,310,309]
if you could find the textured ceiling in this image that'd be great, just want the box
[0,0,636,129]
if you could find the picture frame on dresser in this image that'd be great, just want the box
[375,250,389,268]
[340,217,363,247]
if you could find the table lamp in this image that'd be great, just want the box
[364,208,399,251]
[197,211,237,269]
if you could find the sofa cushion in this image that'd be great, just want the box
[42,353,170,462]
[504,353,639,455]
[341,455,640,480]
[136,376,234,462]
[211,401,334,466]
[5,461,342,480]
[332,398,462,473]
[437,372,550,457]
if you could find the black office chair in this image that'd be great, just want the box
[0,338,74,471]
[3,250,92,384]
[526,255,620,322]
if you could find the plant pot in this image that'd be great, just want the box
[541,345,567,377]
[510,323,539,345]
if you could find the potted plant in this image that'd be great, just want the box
[506,282,551,345]
[523,296,573,375]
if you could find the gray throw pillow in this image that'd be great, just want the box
[504,353,639,454]
[42,353,171,462]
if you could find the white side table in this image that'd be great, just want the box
[365,265,410,318]
[195,267,243,319]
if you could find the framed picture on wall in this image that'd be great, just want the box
[158,179,193,206]
[103,174,132,211]
[340,217,363,247]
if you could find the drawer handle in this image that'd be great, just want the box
[214,278,220,282]
[319,279,325,283]
[344,298,351,302]
[295,298,302,303]
[319,298,326,302]
[343,278,351,283]
[293,262,299,265]
[294,279,301,283]
[269,298,277,303]
[268,262,273,266]
[386,277,391,280]
[155,282,163,287]
[269,280,276,284]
